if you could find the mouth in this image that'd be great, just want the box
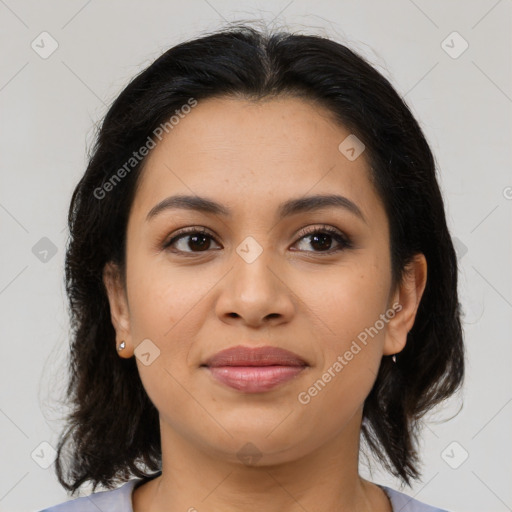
[201,345,308,393]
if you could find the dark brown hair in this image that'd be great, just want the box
[56,23,464,493]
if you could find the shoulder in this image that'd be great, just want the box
[38,479,141,512]
[380,485,450,512]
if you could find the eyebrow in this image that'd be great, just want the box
[146,193,366,224]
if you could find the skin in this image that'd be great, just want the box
[104,96,427,512]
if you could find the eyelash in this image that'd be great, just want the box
[162,225,352,256]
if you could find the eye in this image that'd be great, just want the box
[162,225,351,255]
[291,225,352,253]
[163,228,221,254]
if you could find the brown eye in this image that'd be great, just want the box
[164,229,221,254]
[309,233,334,251]
[292,226,352,254]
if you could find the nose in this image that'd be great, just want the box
[215,249,295,329]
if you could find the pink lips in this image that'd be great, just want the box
[202,345,307,393]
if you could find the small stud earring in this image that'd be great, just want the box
[391,354,397,363]
[118,341,126,352]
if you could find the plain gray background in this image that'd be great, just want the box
[0,1,511,511]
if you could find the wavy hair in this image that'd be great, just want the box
[56,23,464,493]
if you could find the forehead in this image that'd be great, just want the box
[131,96,385,225]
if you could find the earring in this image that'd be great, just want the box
[118,341,126,352]
[391,354,397,363]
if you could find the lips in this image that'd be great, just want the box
[202,345,308,393]
[203,345,307,367]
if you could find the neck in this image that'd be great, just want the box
[133,408,392,512]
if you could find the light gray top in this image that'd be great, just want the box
[39,478,449,511]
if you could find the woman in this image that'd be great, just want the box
[41,23,464,512]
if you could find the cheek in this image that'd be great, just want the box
[300,261,391,349]
[125,254,223,385]
[125,259,214,421]
[292,269,390,435]
[126,254,204,339]
[292,259,391,412]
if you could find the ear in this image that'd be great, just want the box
[103,262,133,358]
[383,253,427,356]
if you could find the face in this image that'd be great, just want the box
[104,96,424,465]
